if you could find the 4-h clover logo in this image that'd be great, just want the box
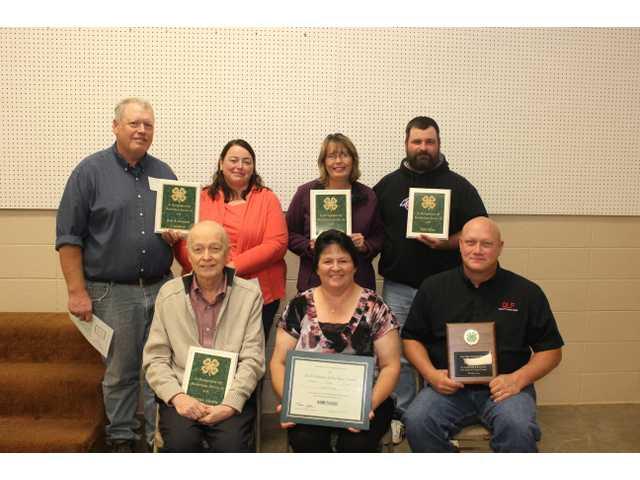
[421,195,437,210]
[323,196,338,212]
[171,187,187,203]
[201,358,220,377]
[464,329,480,346]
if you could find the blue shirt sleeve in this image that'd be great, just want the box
[56,164,91,250]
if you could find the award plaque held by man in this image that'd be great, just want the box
[182,346,238,405]
[446,322,497,384]
[406,187,450,239]
[154,179,201,233]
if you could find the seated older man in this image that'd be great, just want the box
[143,220,265,452]
[402,217,563,452]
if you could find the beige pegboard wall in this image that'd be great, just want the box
[1,28,639,214]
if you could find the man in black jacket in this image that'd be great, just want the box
[374,116,487,442]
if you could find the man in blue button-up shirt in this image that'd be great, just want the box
[56,98,177,452]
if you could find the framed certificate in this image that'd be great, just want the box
[406,187,451,239]
[182,346,238,406]
[280,350,374,430]
[310,189,352,239]
[154,179,201,233]
[446,322,497,384]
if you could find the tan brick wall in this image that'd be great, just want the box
[2,210,639,405]
[496,215,640,405]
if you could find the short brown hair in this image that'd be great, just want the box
[405,116,440,141]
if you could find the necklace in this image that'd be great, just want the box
[318,284,357,315]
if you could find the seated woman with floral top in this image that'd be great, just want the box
[270,229,401,452]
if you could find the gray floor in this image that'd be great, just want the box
[94,403,640,452]
[259,404,640,453]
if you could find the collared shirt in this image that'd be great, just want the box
[402,266,564,374]
[190,274,227,348]
[56,143,177,283]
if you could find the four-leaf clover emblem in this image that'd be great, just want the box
[171,187,187,203]
[201,358,220,377]
[421,194,437,210]
[323,196,339,212]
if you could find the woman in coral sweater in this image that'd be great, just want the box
[167,139,287,337]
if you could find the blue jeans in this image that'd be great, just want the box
[87,278,168,445]
[403,384,541,452]
[382,279,419,420]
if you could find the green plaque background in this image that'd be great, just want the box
[185,351,232,405]
[412,192,447,234]
[314,193,348,234]
[160,184,198,230]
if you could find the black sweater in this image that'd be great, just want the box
[373,157,487,289]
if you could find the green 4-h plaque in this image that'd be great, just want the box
[310,189,352,239]
[154,180,201,233]
[406,188,451,239]
[182,347,238,405]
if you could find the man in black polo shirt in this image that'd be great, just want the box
[402,217,563,452]
[56,98,176,452]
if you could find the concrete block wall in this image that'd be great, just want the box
[496,216,640,405]
[1,210,639,405]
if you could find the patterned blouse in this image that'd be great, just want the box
[279,288,399,360]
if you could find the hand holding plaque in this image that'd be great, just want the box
[446,322,497,384]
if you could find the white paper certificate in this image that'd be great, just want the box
[68,313,113,358]
[281,351,374,430]
[289,358,364,421]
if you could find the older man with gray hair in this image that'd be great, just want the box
[143,220,265,452]
[56,98,176,452]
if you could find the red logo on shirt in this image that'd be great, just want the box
[498,300,518,312]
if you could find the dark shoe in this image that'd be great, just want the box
[109,439,135,453]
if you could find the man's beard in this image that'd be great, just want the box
[406,150,440,172]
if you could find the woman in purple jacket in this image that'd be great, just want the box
[286,133,384,292]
